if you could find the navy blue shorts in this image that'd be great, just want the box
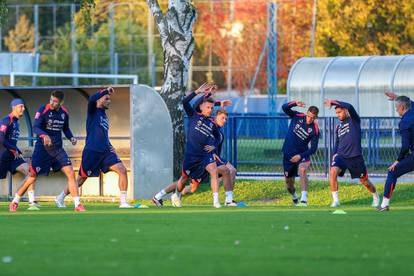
[283,155,310,178]
[30,143,72,176]
[331,154,367,179]
[0,151,25,179]
[182,154,215,184]
[79,148,121,177]
[216,157,228,167]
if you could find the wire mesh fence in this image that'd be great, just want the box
[221,116,405,178]
[1,0,314,90]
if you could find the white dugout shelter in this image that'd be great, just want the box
[0,85,173,201]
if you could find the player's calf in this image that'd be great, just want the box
[298,163,310,206]
[285,177,299,206]
[359,176,379,207]
[329,166,341,207]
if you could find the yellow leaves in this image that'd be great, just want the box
[4,14,35,52]
[316,0,414,57]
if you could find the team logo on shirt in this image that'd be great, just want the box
[100,117,109,130]
[61,113,65,120]
[36,167,41,173]
[197,120,202,126]
[87,170,92,176]
[308,128,313,133]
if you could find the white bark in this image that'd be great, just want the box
[147,0,197,177]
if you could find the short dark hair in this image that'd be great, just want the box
[396,96,411,110]
[204,98,215,104]
[308,106,319,116]
[216,109,228,117]
[51,90,65,101]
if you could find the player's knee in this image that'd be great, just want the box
[221,166,230,176]
[330,167,338,177]
[230,166,237,176]
[387,170,397,180]
[359,174,369,185]
[21,168,30,177]
[299,167,307,176]
[29,170,37,178]
[114,164,127,176]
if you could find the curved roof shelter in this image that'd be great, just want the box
[287,55,414,117]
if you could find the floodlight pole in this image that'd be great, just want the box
[267,1,278,115]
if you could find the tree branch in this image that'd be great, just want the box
[147,0,168,42]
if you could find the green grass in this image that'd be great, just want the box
[1,180,414,276]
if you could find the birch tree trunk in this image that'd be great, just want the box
[147,0,197,178]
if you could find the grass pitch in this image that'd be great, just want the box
[1,180,414,276]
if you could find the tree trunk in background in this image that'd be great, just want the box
[147,0,197,178]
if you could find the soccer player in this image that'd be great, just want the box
[378,93,414,211]
[153,83,226,208]
[324,99,379,207]
[210,108,238,206]
[1,99,40,210]
[153,108,238,207]
[281,100,319,206]
[55,87,133,208]
[9,90,85,212]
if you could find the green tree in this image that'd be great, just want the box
[5,14,35,52]
[316,0,414,56]
[39,10,162,85]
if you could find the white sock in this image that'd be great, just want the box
[12,194,21,204]
[73,196,80,207]
[57,191,66,201]
[332,191,339,203]
[155,189,166,200]
[120,191,128,205]
[28,190,35,203]
[292,192,299,200]
[213,192,219,204]
[176,191,181,198]
[381,197,390,208]
[225,191,233,203]
[301,191,308,202]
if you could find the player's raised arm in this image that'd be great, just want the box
[88,87,113,114]
[182,91,198,116]
[282,100,305,118]
[325,99,360,123]
[183,83,217,116]
[385,91,414,108]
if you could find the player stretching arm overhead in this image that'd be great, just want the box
[324,99,379,208]
[281,100,319,206]
[378,92,414,211]
[55,87,133,209]
[153,83,227,208]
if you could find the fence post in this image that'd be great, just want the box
[225,115,232,165]
[233,116,238,169]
